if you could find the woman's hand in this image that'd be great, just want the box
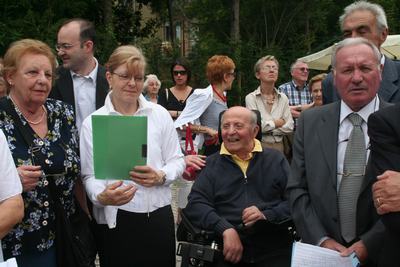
[17,165,42,192]
[97,181,137,206]
[130,165,166,187]
[185,154,206,171]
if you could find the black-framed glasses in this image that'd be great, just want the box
[173,70,187,76]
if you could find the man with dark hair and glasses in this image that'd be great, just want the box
[50,18,108,132]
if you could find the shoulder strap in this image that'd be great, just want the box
[0,98,61,199]
[165,88,169,101]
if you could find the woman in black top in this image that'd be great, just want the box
[158,59,194,119]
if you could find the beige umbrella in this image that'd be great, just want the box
[298,34,400,70]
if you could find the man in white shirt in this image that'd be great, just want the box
[288,37,389,266]
[50,18,108,132]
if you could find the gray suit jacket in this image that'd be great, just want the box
[287,100,389,263]
[323,56,400,104]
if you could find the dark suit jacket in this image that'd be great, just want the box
[287,100,389,264]
[323,56,400,104]
[368,103,400,266]
[49,65,109,111]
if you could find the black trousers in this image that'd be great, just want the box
[98,205,176,267]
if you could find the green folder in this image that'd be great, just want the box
[92,115,147,180]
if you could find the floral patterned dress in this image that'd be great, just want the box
[0,97,80,258]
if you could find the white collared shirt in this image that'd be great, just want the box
[70,58,99,133]
[336,95,379,190]
[80,92,185,228]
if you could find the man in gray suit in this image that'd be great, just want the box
[323,1,400,104]
[288,37,387,265]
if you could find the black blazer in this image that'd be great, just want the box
[368,103,400,266]
[323,56,400,104]
[49,65,109,111]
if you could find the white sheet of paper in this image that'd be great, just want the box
[0,258,17,267]
[291,242,360,267]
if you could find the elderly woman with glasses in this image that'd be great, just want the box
[0,39,85,267]
[80,45,185,267]
[245,55,294,153]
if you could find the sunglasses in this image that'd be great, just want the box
[173,70,187,76]
[295,67,309,72]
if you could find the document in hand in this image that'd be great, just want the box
[291,242,360,267]
[92,115,147,180]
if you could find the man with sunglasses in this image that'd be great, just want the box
[322,1,400,105]
[278,60,313,128]
[50,18,108,132]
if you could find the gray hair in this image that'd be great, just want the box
[331,37,381,69]
[143,74,161,92]
[290,59,307,73]
[254,55,279,73]
[339,1,388,34]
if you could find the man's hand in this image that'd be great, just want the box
[130,165,165,187]
[242,206,266,226]
[222,228,243,264]
[17,165,42,192]
[373,170,400,214]
[320,238,346,253]
[340,240,368,264]
[97,181,137,206]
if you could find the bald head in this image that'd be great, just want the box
[221,106,259,158]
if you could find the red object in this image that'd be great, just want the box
[212,85,227,102]
[182,126,198,181]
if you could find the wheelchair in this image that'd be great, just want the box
[176,210,222,267]
[176,209,299,267]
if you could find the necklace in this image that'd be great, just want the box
[212,85,227,102]
[263,94,275,105]
[9,96,47,125]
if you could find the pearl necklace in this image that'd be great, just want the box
[9,96,47,125]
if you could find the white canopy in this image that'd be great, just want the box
[298,34,400,70]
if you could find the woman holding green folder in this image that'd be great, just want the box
[80,45,185,267]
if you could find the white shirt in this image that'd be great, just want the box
[80,92,185,228]
[0,130,22,262]
[336,95,379,190]
[71,58,99,133]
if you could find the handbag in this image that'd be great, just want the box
[48,180,96,267]
[0,98,96,267]
[182,126,198,181]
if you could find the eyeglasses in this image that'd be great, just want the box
[112,72,144,83]
[173,70,187,76]
[55,42,80,52]
[295,67,309,72]
[261,65,278,71]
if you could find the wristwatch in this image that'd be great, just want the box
[157,171,166,185]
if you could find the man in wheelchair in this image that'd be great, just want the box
[181,106,293,267]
